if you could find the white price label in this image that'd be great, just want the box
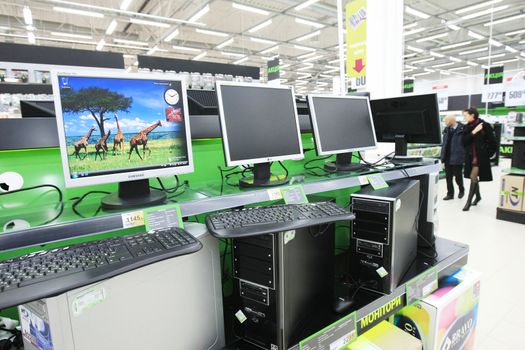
[437,95,448,111]
[505,83,525,107]
[482,84,504,103]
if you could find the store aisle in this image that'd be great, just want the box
[437,159,524,349]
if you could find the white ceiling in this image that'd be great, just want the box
[0,0,524,93]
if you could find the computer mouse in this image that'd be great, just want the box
[333,296,355,314]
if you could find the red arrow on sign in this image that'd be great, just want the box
[353,59,365,73]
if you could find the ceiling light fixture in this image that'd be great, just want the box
[189,5,210,23]
[298,51,316,59]
[295,18,325,28]
[405,6,430,19]
[216,38,234,49]
[488,39,503,47]
[96,39,105,51]
[250,37,276,45]
[193,52,207,60]
[440,41,472,50]
[403,23,418,29]
[448,24,461,30]
[106,20,118,35]
[455,0,502,14]
[460,5,509,21]
[164,28,179,42]
[114,38,148,46]
[130,18,170,28]
[466,61,478,66]
[295,30,321,42]
[248,19,272,33]
[449,56,462,62]
[232,3,269,16]
[406,45,424,53]
[404,27,426,36]
[295,0,321,11]
[440,70,451,75]
[432,62,455,68]
[505,29,525,36]
[23,6,33,25]
[221,52,244,58]
[416,32,448,42]
[405,64,417,69]
[404,53,417,58]
[467,31,485,40]
[196,28,228,37]
[53,6,104,18]
[261,46,279,54]
[172,45,201,52]
[51,31,92,40]
[459,47,487,55]
[411,57,435,64]
[476,53,505,60]
[303,55,323,62]
[448,66,470,71]
[505,46,518,53]
[484,13,525,26]
[412,71,432,77]
[429,51,445,58]
[27,31,35,44]
[491,58,519,65]
[120,0,133,10]
[294,44,316,52]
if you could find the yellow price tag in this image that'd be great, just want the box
[121,210,145,228]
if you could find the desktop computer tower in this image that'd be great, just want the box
[18,223,224,350]
[350,179,420,294]
[231,225,334,350]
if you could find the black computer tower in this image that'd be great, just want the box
[350,179,420,294]
[231,226,334,350]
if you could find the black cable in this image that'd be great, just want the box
[303,155,336,177]
[70,191,110,218]
[415,188,438,260]
[150,176,182,193]
[0,184,64,225]
[278,161,289,178]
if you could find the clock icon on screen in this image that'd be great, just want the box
[164,88,179,105]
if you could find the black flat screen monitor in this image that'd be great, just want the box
[20,100,55,118]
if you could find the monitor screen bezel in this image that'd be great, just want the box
[215,81,304,167]
[307,94,378,156]
[52,70,194,188]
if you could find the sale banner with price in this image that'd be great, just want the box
[482,83,504,103]
[505,81,525,107]
[346,0,367,85]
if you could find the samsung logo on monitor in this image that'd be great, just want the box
[128,173,145,179]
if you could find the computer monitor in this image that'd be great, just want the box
[52,71,193,209]
[307,95,377,172]
[370,93,442,160]
[216,82,303,188]
[20,100,55,118]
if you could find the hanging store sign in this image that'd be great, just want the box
[504,81,525,107]
[482,83,504,103]
[267,57,280,81]
[403,79,414,93]
[484,66,504,85]
[346,0,367,88]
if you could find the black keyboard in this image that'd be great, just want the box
[206,202,355,238]
[0,227,201,309]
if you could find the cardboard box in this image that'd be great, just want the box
[499,174,525,212]
[393,268,481,350]
[347,321,422,350]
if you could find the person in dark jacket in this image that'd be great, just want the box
[461,107,498,211]
[441,115,465,200]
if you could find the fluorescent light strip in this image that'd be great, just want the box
[280,79,288,83]
[295,18,325,29]
[261,46,279,54]
[51,31,92,39]
[424,68,435,72]
[405,6,430,19]
[429,51,444,58]
[217,38,234,49]
[120,0,133,10]
[297,65,314,71]
[406,45,424,53]
[281,63,290,68]
[403,23,418,29]
[325,68,339,73]
[106,20,118,35]
[298,51,316,59]
[448,24,461,31]
[295,0,321,11]
[114,38,148,46]
[294,44,316,52]
[303,55,323,62]
[476,53,505,60]
[23,6,33,25]
[432,62,455,68]
[488,39,503,47]
[250,37,277,45]
[466,61,478,66]
[491,58,519,65]
[105,43,148,50]
[189,5,209,23]
[460,5,509,21]
[455,0,502,14]
[485,13,525,26]
[467,31,485,40]
[193,52,207,60]
[295,30,321,42]
[232,3,269,16]
[416,32,448,43]
[123,54,135,58]
[459,47,487,55]
[404,53,417,58]
[440,41,472,50]
[404,27,426,36]
[27,31,35,44]
[404,69,414,73]
[505,46,517,53]
[146,46,168,55]
[164,28,179,42]
[449,56,462,62]
[53,6,104,18]
[411,57,435,64]
[440,70,451,76]
[449,66,470,71]
[196,28,228,37]
[505,29,525,36]
[319,74,335,78]
[248,19,272,33]
[130,18,170,28]
[412,71,432,77]
[172,45,201,52]
[221,52,244,58]
[96,39,105,51]
[325,65,339,69]
[328,58,341,64]
[405,64,417,69]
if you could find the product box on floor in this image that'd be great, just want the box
[499,174,525,212]
[393,268,481,350]
[346,321,422,350]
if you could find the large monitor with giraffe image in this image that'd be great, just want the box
[52,70,193,209]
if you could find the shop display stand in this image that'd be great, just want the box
[497,168,525,225]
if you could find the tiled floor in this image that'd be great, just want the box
[436,159,524,349]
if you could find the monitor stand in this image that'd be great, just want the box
[388,135,423,163]
[324,153,365,172]
[239,162,289,188]
[101,179,166,210]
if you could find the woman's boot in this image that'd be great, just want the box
[462,182,477,211]
[472,183,481,205]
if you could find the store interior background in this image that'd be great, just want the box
[1,0,525,349]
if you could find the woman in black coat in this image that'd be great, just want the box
[461,107,497,211]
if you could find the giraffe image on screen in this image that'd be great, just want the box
[56,75,189,179]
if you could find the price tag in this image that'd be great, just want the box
[406,268,438,305]
[144,203,184,231]
[482,84,504,103]
[281,185,308,204]
[505,82,525,107]
[358,175,369,185]
[267,188,283,201]
[437,94,448,111]
[299,311,357,350]
[121,210,144,228]
[367,174,389,190]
